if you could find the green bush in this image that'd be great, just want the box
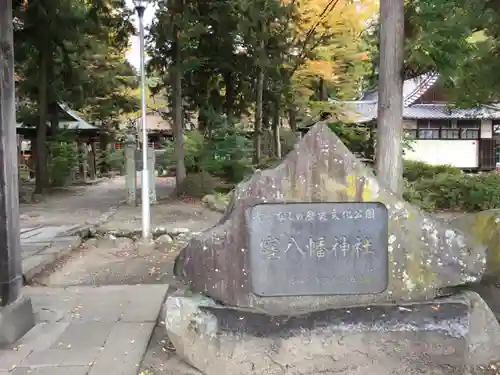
[176,171,218,198]
[403,160,462,182]
[47,132,79,187]
[202,126,253,183]
[159,125,253,184]
[404,168,500,212]
[105,149,125,172]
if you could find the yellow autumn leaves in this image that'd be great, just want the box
[285,0,377,102]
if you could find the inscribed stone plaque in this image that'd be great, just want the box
[248,202,389,297]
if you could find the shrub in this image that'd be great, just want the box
[105,149,125,172]
[403,160,462,182]
[404,168,500,212]
[47,132,79,187]
[159,124,253,184]
[202,126,253,183]
[176,171,218,198]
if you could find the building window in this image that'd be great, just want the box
[415,118,480,140]
[433,119,459,139]
[417,119,439,139]
[493,120,500,136]
[457,119,480,139]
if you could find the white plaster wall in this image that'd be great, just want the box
[404,140,478,168]
[481,119,492,139]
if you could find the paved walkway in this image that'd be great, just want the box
[0,285,168,375]
[4,176,221,375]
[19,177,176,281]
[19,176,174,228]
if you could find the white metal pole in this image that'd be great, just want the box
[137,5,151,240]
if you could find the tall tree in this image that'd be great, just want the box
[376,0,405,195]
[14,0,135,193]
[171,0,186,188]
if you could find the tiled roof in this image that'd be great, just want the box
[57,103,96,130]
[336,102,500,123]
[359,73,438,104]
[403,73,439,106]
[338,73,500,123]
[16,103,97,130]
[335,100,377,123]
[404,104,500,120]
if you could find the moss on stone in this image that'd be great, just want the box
[451,210,500,278]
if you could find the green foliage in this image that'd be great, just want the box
[13,0,137,192]
[202,126,253,183]
[403,162,500,212]
[159,125,253,184]
[176,172,219,198]
[361,0,500,105]
[327,122,373,159]
[47,132,79,187]
[104,149,125,172]
[403,160,462,182]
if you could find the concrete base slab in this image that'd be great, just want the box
[0,285,168,375]
[0,295,35,347]
[164,290,500,375]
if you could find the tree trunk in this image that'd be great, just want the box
[271,100,281,158]
[223,71,234,122]
[172,2,186,191]
[34,48,50,194]
[254,68,264,165]
[319,78,328,101]
[289,107,297,133]
[253,36,265,165]
[376,0,404,195]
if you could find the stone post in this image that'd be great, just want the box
[147,146,157,204]
[124,134,137,206]
[79,140,89,182]
[88,141,97,180]
[0,0,35,345]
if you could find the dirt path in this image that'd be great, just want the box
[31,200,222,287]
[19,176,175,228]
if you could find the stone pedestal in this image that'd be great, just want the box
[147,146,156,204]
[124,135,137,206]
[0,0,35,346]
[165,291,500,375]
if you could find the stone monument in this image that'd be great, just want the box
[165,122,500,374]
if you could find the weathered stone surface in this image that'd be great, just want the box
[155,234,174,245]
[201,194,228,213]
[446,210,500,320]
[164,291,500,375]
[447,209,500,280]
[174,122,486,313]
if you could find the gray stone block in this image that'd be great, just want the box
[164,291,500,375]
[21,348,102,367]
[0,295,35,347]
[88,322,155,375]
[50,321,115,349]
